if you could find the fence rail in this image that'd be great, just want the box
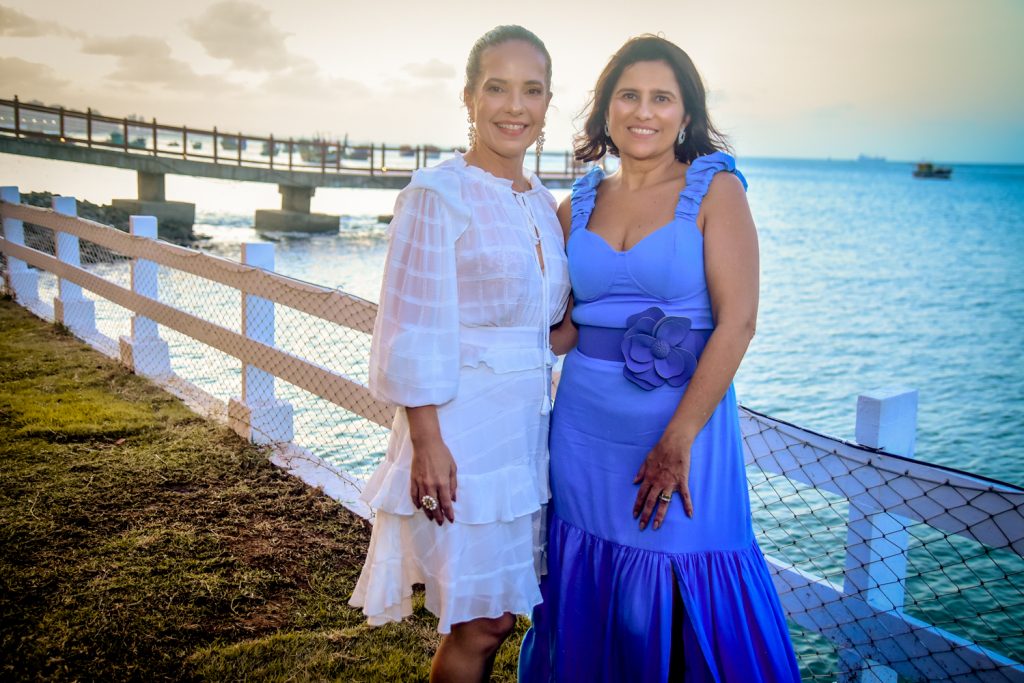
[2,194,1022,682]
[0,96,590,180]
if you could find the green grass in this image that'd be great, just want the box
[0,296,527,681]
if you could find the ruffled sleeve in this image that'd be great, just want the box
[570,166,605,233]
[369,167,471,407]
[676,151,748,222]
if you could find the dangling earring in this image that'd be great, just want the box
[677,127,687,146]
[536,129,546,154]
[604,121,611,139]
[467,112,477,149]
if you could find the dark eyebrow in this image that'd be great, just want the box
[614,86,676,98]
[484,77,546,87]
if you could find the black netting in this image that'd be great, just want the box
[743,408,1024,681]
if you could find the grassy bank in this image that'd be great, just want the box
[0,297,526,681]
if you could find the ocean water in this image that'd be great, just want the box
[186,157,1024,487]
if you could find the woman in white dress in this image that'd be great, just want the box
[349,25,571,682]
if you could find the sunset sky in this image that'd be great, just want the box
[2,0,1023,164]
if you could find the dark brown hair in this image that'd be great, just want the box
[464,25,552,94]
[575,35,729,163]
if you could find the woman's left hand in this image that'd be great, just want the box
[633,429,694,530]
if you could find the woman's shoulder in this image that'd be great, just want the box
[396,158,473,225]
[405,157,467,199]
[685,151,747,191]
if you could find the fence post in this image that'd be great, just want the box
[51,196,96,334]
[117,215,171,378]
[838,387,917,683]
[1,186,40,303]
[227,243,294,445]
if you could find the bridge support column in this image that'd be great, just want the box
[281,185,313,213]
[253,184,339,233]
[112,171,196,241]
[138,171,166,202]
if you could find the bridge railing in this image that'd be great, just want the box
[1,194,1022,681]
[0,96,590,180]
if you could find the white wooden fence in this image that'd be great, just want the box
[2,191,1022,682]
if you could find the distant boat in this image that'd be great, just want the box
[857,154,886,163]
[298,139,339,165]
[343,146,370,161]
[913,162,952,179]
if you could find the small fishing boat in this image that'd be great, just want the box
[913,162,952,179]
[221,137,246,152]
[343,146,370,161]
[298,140,339,165]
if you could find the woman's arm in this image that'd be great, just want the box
[370,184,465,527]
[406,405,457,525]
[549,195,578,356]
[634,172,758,529]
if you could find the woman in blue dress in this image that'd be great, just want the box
[520,36,800,682]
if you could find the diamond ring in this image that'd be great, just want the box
[421,495,439,511]
[658,491,673,503]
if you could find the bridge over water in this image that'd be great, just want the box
[0,96,585,232]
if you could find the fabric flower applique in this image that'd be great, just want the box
[620,306,698,390]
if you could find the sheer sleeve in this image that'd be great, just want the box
[369,176,470,407]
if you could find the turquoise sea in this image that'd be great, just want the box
[187,157,1024,487]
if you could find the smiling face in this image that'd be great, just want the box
[606,59,690,162]
[464,39,551,162]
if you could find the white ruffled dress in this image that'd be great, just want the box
[349,154,571,633]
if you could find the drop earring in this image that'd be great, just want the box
[536,129,546,154]
[467,112,477,149]
[604,121,610,139]
[677,128,687,145]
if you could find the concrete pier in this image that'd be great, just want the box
[253,184,338,233]
[112,171,196,230]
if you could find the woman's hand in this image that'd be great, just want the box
[406,406,457,525]
[410,434,458,525]
[633,428,694,530]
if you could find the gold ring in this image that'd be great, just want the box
[658,491,673,503]
[421,495,438,511]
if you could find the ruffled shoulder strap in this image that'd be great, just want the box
[569,165,605,233]
[399,161,473,239]
[675,151,748,221]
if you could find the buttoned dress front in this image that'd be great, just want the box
[349,154,570,633]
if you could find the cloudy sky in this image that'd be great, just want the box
[2,0,1023,163]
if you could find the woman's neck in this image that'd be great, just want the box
[615,150,685,191]
[464,146,530,191]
